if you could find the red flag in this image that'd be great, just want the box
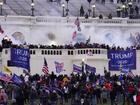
[72,31,77,40]
[0,25,4,34]
[42,58,49,75]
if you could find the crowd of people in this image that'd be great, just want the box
[47,0,140,19]
[1,37,140,51]
[0,70,140,105]
[1,36,140,105]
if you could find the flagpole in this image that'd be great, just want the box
[85,51,87,73]
[81,59,85,73]
[119,62,122,74]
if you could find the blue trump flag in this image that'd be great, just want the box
[12,74,23,84]
[52,87,64,96]
[73,64,82,73]
[8,48,30,70]
[85,64,96,73]
[108,49,136,71]
[121,67,130,73]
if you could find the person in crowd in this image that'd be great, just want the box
[39,89,49,105]
[110,86,117,105]
[80,5,85,17]
[85,13,89,19]
[135,5,139,15]
[29,86,37,105]
[15,88,24,105]
[108,13,112,19]
[96,84,102,104]
[99,14,103,19]
[0,89,8,105]
[126,82,136,105]
[63,83,69,103]
[136,89,140,105]
[91,85,97,105]
[50,90,58,105]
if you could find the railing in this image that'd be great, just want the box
[3,48,107,56]
[0,16,140,25]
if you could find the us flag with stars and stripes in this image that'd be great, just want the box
[42,58,49,75]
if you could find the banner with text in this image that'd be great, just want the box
[108,49,136,71]
[8,48,30,70]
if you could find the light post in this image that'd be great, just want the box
[128,2,133,18]
[31,0,35,16]
[119,62,122,71]
[82,59,85,73]
[0,1,3,16]
[88,9,91,17]
[61,3,65,17]
[87,0,92,16]
[65,0,69,16]
[117,7,121,17]
[122,4,126,18]
[92,4,96,18]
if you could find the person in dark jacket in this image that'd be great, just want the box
[136,90,140,105]
[50,91,58,105]
[40,89,49,105]
[29,86,37,105]
[15,88,24,105]
[80,6,85,17]
[110,87,117,105]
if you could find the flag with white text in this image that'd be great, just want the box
[85,64,96,73]
[73,64,82,73]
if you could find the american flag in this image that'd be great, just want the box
[42,58,49,75]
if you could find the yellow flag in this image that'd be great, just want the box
[3,66,12,74]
